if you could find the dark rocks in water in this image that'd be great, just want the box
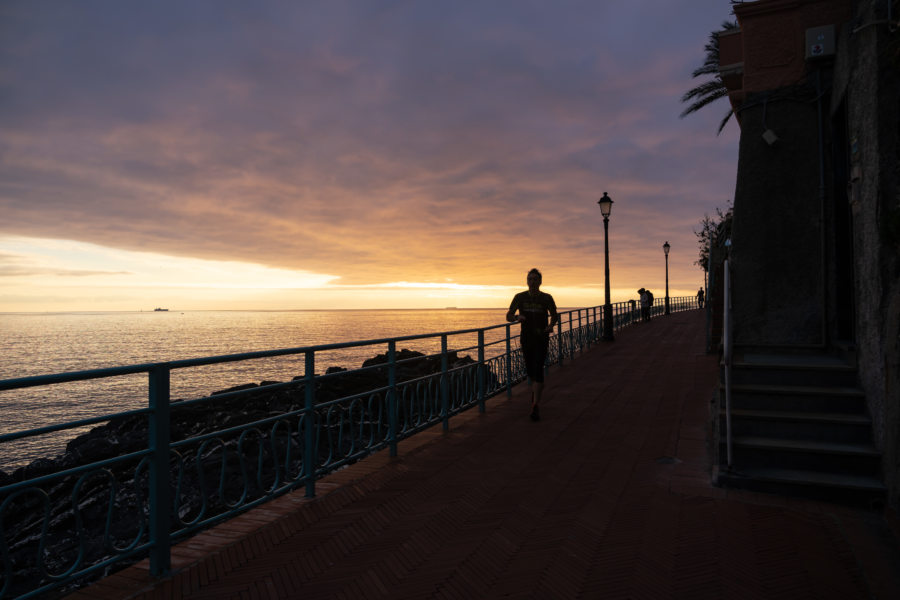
[362,348,475,381]
[212,382,259,396]
[362,347,428,368]
[15,457,59,483]
[65,433,119,465]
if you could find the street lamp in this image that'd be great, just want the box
[663,241,671,315]
[598,192,614,341]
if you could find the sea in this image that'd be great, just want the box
[0,308,519,472]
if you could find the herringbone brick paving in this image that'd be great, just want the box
[68,310,900,599]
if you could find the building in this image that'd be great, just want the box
[714,0,899,512]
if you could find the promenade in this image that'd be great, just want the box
[68,310,900,599]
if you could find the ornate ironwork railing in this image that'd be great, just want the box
[0,297,698,598]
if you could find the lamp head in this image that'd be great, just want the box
[597,192,613,217]
[663,241,670,256]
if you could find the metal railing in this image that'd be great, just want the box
[722,255,734,468]
[0,297,698,599]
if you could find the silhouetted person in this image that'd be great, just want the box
[507,268,558,421]
[639,288,650,322]
[697,287,705,308]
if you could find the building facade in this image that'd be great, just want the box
[718,0,899,508]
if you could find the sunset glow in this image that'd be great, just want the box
[0,1,738,312]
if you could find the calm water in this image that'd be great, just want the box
[0,309,518,471]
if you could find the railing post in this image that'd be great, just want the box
[569,311,575,359]
[505,324,513,398]
[304,351,316,498]
[388,341,398,456]
[148,364,171,576]
[477,330,485,413]
[441,334,449,432]
[577,310,583,352]
[557,317,564,365]
[584,309,590,350]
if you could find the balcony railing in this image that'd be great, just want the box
[0,297,698,599]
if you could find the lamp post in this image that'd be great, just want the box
[663,240,671,315]
[598,192,614,341]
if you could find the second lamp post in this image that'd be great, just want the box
[598,192,614,341]
[663,240,671,315]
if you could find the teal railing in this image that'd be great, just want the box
[0,297,697,598]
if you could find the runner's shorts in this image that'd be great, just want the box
[521,334,549,383]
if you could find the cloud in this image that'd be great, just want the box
[0,251,132,278]
[0,0,739,309]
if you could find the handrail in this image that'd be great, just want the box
[0,297,699,599]
[723,254,734,469]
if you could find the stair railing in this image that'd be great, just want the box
[723,239,734,468]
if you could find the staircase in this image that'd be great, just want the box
[715,351,886,505]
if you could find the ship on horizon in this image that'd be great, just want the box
[153,308,169,312]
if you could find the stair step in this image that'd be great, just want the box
[715,466,886,505]
[732,436,879,456]
[737,353,853,369]
[726,436,881,474]
[725,383,866,413]
[727,409,870,424]
[727,467,886,492]
[730,383,864,397]
[722,409,873,442]
[727,354,857,386]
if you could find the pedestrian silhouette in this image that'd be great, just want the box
[507,268,558,421]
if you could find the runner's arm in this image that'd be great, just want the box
[507,296,520,323]
[546,297,559,332]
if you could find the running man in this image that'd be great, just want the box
[507,268,559,421]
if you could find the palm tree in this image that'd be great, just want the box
[680,20,739,134]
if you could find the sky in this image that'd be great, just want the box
[0,0,739,312]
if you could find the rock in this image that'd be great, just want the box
[212,382,259,395]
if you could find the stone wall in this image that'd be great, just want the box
[833,0,900,508]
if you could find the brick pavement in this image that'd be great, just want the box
[67,310,900,599]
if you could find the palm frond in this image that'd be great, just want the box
[716,109,735,135]
[681,79,727,104]
[679,19,738,132]
[680,93,729,119]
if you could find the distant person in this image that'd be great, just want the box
[639,288,650,322]
[697,287,705,308]
[507,268,558,421]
